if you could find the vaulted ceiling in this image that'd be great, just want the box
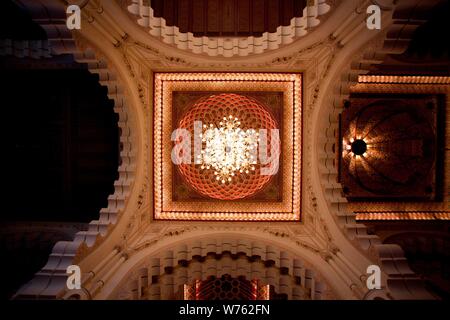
[0,0,449,302]
[150,0,307,37]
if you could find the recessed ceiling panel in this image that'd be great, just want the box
[153,73,302,221]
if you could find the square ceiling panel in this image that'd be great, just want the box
[153,73,302,221]
[339,94,442,201]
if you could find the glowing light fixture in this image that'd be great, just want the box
[198,116,259,184]
[153,72,302,221]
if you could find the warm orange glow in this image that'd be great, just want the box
[154,73,302,221]
[355,211,450,221]
[175,93,278,200]
[358,75,450,84]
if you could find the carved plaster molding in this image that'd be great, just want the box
[125,0,333,58]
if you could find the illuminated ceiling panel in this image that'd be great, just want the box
[339,95,441,201]
[153,73,302,221]
[175,93,279,200]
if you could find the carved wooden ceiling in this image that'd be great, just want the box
[339,94,443,202]
[150,0,307,37]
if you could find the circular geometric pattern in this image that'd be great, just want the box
[341,99,436,197]
[174,93,279,200]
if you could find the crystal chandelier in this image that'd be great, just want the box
[197,115,259,184]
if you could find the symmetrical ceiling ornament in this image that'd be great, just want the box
[10,0,447,301]
[339,95,440,201]
[175,93,279,200]
[346,78,449,221]
[154,73,302,221]
[126,0,332,57]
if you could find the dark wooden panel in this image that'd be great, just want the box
[151,0,307,36]
[207,0,220,33]
[152,0,164,17]
[282,0,294,25]
[267,0,280,32]
[222,0,236,34]
[237,0,250,33]
[192,0,205,34]
[252,0,265,34]
[294,0,307,17]
[163,0,175,26]
[177,0,190,32]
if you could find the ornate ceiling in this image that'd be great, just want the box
[153,72,302,221]
[347,77,449,222]
[125,0,332,57]
[149,0,308,37]
[174,93,279,200]
[339,94,441,201]
[3,0,448,301]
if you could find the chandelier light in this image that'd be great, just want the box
[197,116,259,184]
[173,92,281,201]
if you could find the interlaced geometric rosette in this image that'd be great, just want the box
[174,93,279,200]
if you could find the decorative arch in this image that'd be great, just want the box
[99,234,340,300]
[4,0,140,299]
